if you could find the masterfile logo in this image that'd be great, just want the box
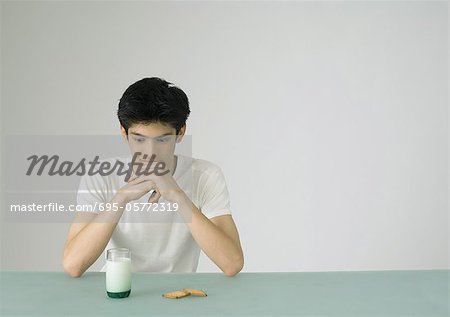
[26,152,170,180]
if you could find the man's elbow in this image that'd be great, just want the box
[62,257,84,278]
[223,256,244,277]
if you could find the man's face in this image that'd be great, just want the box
[121,122,182,168]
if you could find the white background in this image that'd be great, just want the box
[1,1,448,272]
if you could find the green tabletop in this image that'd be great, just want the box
[0,270,448,316]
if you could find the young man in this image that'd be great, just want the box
[62,77,244,277]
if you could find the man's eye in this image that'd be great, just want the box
[134,138,146,143]
[156,137,170,143]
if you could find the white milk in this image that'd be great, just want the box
[106,258,131,293]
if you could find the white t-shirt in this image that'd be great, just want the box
[76,154,232,272]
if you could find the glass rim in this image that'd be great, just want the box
[106,248,131,256]
[106,247,131,261]
[107,247,130,253]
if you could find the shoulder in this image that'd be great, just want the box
[179,155,223,178]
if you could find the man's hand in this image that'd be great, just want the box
[115,161,184,204]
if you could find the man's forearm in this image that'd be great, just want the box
[63,197,126,277]
[175,193,243,276]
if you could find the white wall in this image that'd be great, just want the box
[1,1,448,272]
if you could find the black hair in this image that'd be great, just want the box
[117,77,190,135]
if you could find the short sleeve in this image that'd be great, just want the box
[76,173,108,214]
[199,167,232,219]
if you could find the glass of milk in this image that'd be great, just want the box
[106,248,131,298]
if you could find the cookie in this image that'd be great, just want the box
[182,288,207,297]
[162,290,191,299]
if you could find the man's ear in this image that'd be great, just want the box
[120,125,128,141]
[176,125,186,143]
